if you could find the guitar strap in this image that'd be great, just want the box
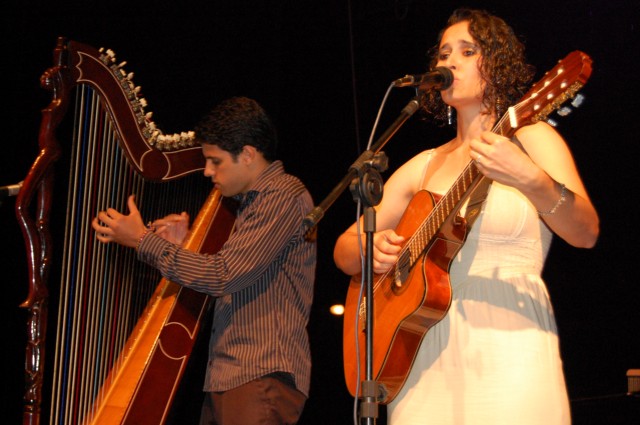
[463,175,492,229]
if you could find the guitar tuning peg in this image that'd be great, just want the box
[557,106,573,117]
[571,93,585,108]
[546,118,559,127]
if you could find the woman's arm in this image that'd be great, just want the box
[333,150,432,275]
[470,121,599,248]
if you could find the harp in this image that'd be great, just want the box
[15,37,236,425]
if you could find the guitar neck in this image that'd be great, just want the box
[404,160,482,265]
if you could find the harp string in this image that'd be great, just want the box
[48,83,208,425]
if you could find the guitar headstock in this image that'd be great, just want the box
[508,51,592,129]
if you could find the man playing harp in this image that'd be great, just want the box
[93,97,316,425]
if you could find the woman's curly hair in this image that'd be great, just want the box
[421,8,536,125]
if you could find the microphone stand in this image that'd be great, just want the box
[304,96,421,424]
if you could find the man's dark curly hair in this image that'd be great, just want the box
[421,8,536,124]
[194,97,278,161]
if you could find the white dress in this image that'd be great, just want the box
[387,175,571,424]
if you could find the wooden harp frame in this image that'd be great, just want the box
[15,37,236,425]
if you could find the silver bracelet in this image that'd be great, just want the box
[537,183,567,216]
[136,222,156,251]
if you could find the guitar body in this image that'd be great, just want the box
[343,190,464,403]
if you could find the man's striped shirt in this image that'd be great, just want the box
[138,160,316,396]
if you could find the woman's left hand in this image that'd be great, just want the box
[469,130,540,190]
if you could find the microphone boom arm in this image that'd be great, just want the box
[303,97,421,229]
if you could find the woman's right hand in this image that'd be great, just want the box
[371,229,405,274]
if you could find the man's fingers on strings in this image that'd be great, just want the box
[106,207,121,218]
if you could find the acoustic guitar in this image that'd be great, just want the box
[343,51,593,404]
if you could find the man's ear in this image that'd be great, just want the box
[241,145,258,164]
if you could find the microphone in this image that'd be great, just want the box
[393,67,453,90]
[0,181,23,198]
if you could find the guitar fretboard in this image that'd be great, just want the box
[405,161,482,267]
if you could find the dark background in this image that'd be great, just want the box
[1,1,638,424]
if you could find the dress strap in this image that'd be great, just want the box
[418,149,436,190]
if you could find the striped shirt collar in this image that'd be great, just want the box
[233,160,284,209]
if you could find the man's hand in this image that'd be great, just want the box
[152,212,190,245]
[92,195,147,248]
